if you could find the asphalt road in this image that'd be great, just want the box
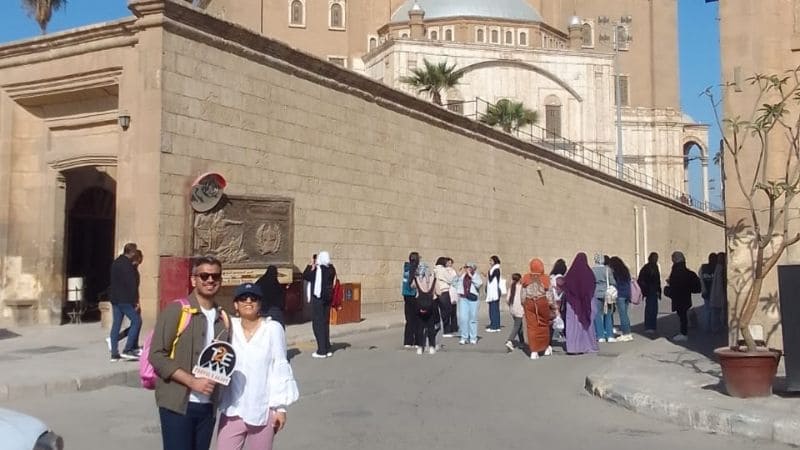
[4,325,791,450]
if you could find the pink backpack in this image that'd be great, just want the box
[630,279,644,306]
[140,298,193,390]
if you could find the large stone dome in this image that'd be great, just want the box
[391,0,543,23]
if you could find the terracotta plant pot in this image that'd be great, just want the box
[715,347,782,398]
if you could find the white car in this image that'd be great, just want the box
[0,408,63,450]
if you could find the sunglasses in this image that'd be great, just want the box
[195,272,222,282]
[234,295,260,303]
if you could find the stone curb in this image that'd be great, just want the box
[0,320,405,402]
[585,374,800,446]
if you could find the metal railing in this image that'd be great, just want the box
[443,97,720,214]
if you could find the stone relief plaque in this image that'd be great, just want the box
[192,196,293,268]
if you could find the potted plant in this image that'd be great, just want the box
[706,69,800,397]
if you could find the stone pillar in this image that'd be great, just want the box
[702,157,710,211]
[568,24,583,50]
[408,3,425,39]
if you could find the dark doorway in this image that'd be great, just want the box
[64,168,116,323]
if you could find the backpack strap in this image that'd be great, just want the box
[214,308,231,342]
[169,298,195,359]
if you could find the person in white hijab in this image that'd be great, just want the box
[302,251,337,358]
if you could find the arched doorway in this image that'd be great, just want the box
[683,140,708,209]
[63,167,116,323]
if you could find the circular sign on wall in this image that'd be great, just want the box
[191,341,237,386]
[190,172,227,212]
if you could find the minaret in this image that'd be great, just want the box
[409,1,426,39]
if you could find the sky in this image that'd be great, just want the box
[0,0,721,204]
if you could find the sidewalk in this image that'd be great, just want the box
[585,336,800,446]
[0,310,406,402]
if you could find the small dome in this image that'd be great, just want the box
[391,0,543,24]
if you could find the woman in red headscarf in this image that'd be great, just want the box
[522,258,555,360]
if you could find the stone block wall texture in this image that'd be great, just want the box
[157,17,723,314]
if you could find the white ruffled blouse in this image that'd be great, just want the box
[219,317,300,426]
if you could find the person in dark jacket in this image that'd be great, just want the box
[699,253,718,332]
[303,251,336,359]
[637,252,662,333]
[109,242,142,362]
[665,251,702,342]
[255,265,286,326]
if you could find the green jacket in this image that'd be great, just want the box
[149,291,230,414]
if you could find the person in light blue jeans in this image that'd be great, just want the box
[457,262,483,344]
[608,256,633,341]
[592,253,616,342]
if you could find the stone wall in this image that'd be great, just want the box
[158,4,723,314]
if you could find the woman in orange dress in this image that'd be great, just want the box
[522,258,554,360]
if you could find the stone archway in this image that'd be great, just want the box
[683,138,709,210]
[459,60,584,102]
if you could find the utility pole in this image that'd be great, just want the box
[598,15,632,179]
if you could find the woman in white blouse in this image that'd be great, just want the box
[217,283,299,450]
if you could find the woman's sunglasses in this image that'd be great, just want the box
[195,272,222,282]
[234,295,261,303]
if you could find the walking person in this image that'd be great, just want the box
[504,273,525,352]
[592,254,616,343]
[303,251,337,358]
[709,252,727,333]
[549,259,568,342]
[434,257,458,337]
[664,251,702,342]
[522,258,554,360]
[608,256,634,342]
[446,257,459,334]
[457,262,483,345]
[563,253,599,354]
[216,283,299,450]
[637,252,662,334]
[485,255,502,333]
[402,252,420,348]
[699,253,718,332]
[412,262,438,355]
[255,265,286,327]
[149,256,231,450]
[109,242,142,362]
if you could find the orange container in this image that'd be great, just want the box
[330,282,361,325]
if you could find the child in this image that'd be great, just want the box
[504,273,525,351]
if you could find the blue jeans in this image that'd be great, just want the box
[159,403,216,450]
[458,298,479,342]
[644,293,659,330]
[616,297,631,334]
[488,300,501,330]
[110,303,141,356]
[594,299,614,340]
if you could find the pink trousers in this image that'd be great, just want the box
[216,413,275,450]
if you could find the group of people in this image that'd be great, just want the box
[401,249,723,359]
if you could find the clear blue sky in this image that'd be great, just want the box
[0,0,721,204]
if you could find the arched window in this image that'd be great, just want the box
[505,30,513,44]
[519,32,527,46]
[290,0,304,26]
[491,29,499,43]
[330,2,344,29]
[401,32,409,38]
[545,95,562,139]
[445,29,453,41]
[581,23,593,47]
[476,28,484,42]
[430,30,438,40]
[368,37,377,50]
[616,25,629,50]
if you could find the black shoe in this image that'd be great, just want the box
[110,355,121,362]
[120,351,139,361]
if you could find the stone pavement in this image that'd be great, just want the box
[0,310,406,402]
[585,336,800,446]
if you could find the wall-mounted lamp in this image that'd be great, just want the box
[118,110,131,131]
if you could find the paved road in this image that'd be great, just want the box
[6,323,791,450]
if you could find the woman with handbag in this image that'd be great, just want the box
[592,253,617,343]
[522,258,555,360]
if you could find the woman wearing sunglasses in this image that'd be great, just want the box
[217,283,299,450]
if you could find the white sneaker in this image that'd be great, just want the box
[613,327,619,335]
[505,340,515,352]
[619,334,634,342]
[428,346,436,355]
[312,352,327,358]
[598,338,607,343]
[530,352,539,360]
[326,352,333,357]
[442,334,453,338]
[459,339,466,345]
[416,346,423,355]
[673,334,688,342]
[403,345,413,349]
[606,337,618,343]
[544,346,553,356]
[105,337,111,351]
[469,340,478,345]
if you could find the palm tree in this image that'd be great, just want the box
[479,99,539,133]
[22,0,67,34]
[400,59,465,106]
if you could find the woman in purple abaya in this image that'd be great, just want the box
[563,253,599,354]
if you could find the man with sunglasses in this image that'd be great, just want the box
[149,256,231,450]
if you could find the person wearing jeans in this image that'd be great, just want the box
[457,262,483,344]
[109,242,142,361]
[608,256,633,341]
[591,253,616,343]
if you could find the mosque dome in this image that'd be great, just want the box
[391,0,543,24]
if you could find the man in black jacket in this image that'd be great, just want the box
[109,242,142,361]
